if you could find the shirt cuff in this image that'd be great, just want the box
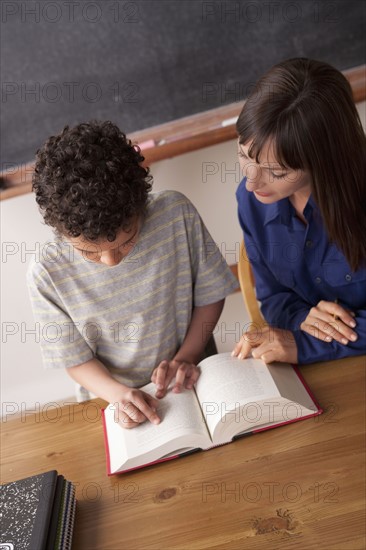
[293,331,337,364]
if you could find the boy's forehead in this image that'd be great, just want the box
[66,221,139,251]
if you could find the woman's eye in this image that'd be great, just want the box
[271,172,288,179]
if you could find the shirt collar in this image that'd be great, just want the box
[263,194,316,226]
[263,198,291,226]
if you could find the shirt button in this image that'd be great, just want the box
[315,277,322,284]
[306,240,313,248]
[345,274,352,282]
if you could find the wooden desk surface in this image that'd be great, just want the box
[1,355,365,550]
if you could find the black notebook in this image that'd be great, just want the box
[0,470,76,550]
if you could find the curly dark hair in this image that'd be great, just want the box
[33,120,153,241]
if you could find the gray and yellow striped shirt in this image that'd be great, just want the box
[27,190,238,389]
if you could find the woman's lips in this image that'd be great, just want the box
[254,191,273,197]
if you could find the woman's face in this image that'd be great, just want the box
[237,139,312,204]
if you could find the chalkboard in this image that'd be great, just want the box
[1,0,365,166]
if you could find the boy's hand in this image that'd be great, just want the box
[151,359,200,398]
[113,388,161,429]
[232,327,298,364]
[300,300,357,345]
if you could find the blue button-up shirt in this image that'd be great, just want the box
[236,178,366,363]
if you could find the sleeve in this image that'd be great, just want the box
[26,262,94,369]
[239,211,311,330]
[184,202,239,307]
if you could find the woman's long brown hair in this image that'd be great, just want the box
[236,58,366,271]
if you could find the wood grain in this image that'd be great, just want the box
[1,355,365,549]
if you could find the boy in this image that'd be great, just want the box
[28,120,238,428]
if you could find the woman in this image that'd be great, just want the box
[232,58,366,364]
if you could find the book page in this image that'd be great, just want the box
[195,353,319,444]
[104,382,212,473]
[195,353,281,440]
[125,383,210,451]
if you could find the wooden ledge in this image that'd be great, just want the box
[1,64,365,201]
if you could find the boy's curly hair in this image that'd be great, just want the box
[33,120,153,241]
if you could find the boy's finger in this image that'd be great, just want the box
[145,393,161,410]
[155,364,177,398]
[134,396,160,425]
[185,366,200,389]
[172,362,189,393]
[122,402,146,424]
[153,360,169,390]
[117,410,140,429]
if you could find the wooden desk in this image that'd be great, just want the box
[1,355,365,549]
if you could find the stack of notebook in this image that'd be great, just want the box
[1,470,76,550]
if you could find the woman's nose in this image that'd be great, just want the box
[245,174,264,192]
[244,163,263,190]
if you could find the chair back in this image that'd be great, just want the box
[237,239,265,327]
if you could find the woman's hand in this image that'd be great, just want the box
[151,359,200,398]
[300,300,357,345]
[232,326,298,364]
[112,387,161,429]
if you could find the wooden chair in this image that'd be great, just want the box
[237,239,265,327]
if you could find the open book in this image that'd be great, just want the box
[102,353,322,475]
